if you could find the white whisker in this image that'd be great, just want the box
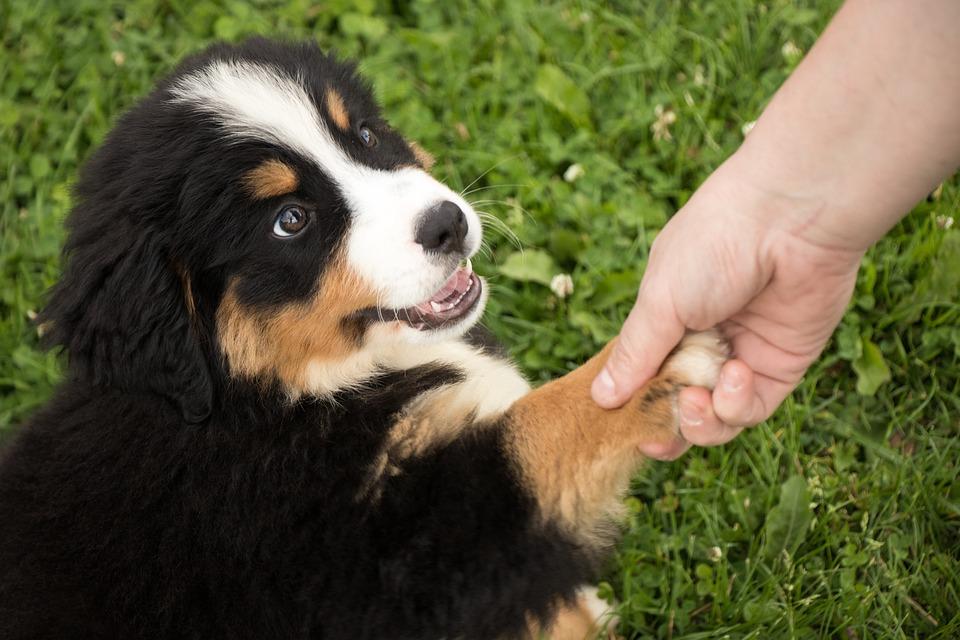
[460,183,527,198]
[473,209,522,249]
[458,155,522,197]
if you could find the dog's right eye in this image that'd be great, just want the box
[273,205,310,238]
[358,125,378,148]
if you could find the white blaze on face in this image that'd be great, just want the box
[345,167,480,308]
[168,60,481,309]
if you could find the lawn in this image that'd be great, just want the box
[2,0,958,638]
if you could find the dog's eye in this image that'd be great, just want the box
[358,125,377,148]
[273,205,309,237]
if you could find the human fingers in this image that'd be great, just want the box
[591,283,686,409]
[714,328,816,426]
[676,386,745,446]
[720,369,797,428]
[637,433,691,461]
[709,360,774,428]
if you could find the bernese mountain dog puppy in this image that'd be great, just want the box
[0,38,727,639]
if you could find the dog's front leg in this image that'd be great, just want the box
[501,330,728,551]
[503,331,727,639]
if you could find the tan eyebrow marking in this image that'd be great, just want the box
[325,88,350,131]
[243,159,299,200]
[408,140,435,171]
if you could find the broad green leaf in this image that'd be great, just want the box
[498,250,557,286]
[852,338,891,396]
[834,321,862,361]
[590,272,638,310]
[30,155,51,180]
[534,64,591,128]
[762,475,813,561]
[569,310,610,344]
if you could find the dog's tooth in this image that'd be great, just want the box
[430,301,444,313]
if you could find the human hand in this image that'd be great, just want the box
[586,0,960,460]
[590,158,864,460]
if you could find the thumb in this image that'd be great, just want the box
[591,289,686,408]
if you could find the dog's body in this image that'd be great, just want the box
[0,40,726,639]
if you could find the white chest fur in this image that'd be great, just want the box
[388,339,530,423]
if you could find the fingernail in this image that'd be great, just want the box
[721,367,743,393]
[594,368,616,400]
[679,398,703,427]
[642,437,688,461]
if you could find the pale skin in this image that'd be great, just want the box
[591,0,960,459]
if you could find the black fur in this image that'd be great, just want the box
[0,371,595,638]
[0,39,596,639]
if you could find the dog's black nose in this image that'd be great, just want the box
[415,201,468,255]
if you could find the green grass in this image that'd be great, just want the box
[2,1,959,637]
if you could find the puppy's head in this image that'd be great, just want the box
[43,39,486,416]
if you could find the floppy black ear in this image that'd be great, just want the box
[41,213,213,424]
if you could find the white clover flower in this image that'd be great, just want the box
[693,64,706,87]
[707,546,723,562]
[112,50,126,67]
[936,215,954,230]
[651,104,677,142]
[563,163,584,183]
[781,41,802,63]
[741,120,756,137]
[550,273,574,299]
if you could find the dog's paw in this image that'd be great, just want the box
[661,329,730,389]
[622,329,730,447]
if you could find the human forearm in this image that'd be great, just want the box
[592,0,960,437]
[731,0,960,251]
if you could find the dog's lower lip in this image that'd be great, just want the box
[359,263,482,330]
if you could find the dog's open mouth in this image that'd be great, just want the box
[359,260,482,330]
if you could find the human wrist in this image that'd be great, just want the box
[720,137,894,255]
[694,149,832,247]
[714,0,960,253]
